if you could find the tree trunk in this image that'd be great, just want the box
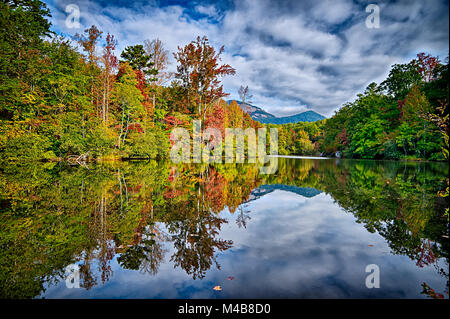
[118,108,125,148]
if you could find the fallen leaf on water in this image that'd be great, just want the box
[368,245,374,247]
[227,276,235,280]
[213,286,222,291]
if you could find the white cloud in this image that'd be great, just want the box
[194,4,218,18]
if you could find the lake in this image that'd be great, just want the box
[0,158,448,299]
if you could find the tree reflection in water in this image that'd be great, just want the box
[0,158,447,298]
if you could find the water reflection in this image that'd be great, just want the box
[0,159,447,298]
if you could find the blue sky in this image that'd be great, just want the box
[46,0,449,117]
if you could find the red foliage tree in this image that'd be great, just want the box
[204,101,225,137]
[415,53,439,82]
[203,168,226,212]
[173,36,235,117]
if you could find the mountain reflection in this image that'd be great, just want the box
[0,158,447,298]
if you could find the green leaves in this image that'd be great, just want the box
[380,62,422,100]
[1,132,55,161]
[120,44,157,77]
[321,53,447,161]
[113,63,144,115]
[350,115,387,158]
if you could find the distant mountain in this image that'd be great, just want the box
[227,100,325,124]
[227,100,276,122]
[245,185,322,203]
[260,110,326,124]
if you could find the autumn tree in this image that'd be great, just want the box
[75,25,102,64]
[415,53,440,83]
[225,100,243,128]
[205,99,226,136]
[401,85,438,158]
[296,129,315,155]
[173,36,235,125]
[74,25,103,110]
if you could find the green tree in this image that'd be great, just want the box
[350,114,387,158]
[380,62,421,100]
[0,0,52,118]
[112,63,145,149]
[121,44,157,79]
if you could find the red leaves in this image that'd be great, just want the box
[337,128,348,145]
[414,52,440,82]
[134,69,150,100]
[416,240,436,268]
[165,115,189,130]
[173,36,236,115]
[421,282,445,299]
[204,168,226,212]
[114,123,143,133]
[164,188,183,199]
[127,123,144,133]
[204,101,225,137]
[168,167,177,182]
[397,98,406,120]
[103,33,118,70]
[126,184,142,194]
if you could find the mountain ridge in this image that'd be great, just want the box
[227,100,326,124]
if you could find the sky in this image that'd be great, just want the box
[46,0,449,117]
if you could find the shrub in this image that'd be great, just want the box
[1,133,55,161]
[382,139,401,160]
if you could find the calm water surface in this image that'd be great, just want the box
[0,158,448,298]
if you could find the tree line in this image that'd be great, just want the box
[0,1,448,163]
[0,0,257,162]
[320,53,448,161]
[263,52,448,160]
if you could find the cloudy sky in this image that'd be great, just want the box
[47,0,449,117]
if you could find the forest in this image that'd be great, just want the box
[0,0,259,163]
[0,0,448,162]
[320,53,448,161]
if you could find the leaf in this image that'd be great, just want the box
[213,286,222,291]
[368,244,374,247]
